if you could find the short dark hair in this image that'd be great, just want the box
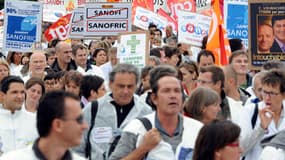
[25,77,45,96]
[197,50,215,64]
[150,47,163,58]
[193,120,241,160]
[229,38,243,52]
[93,48,106,58]
[37,90,79,137]
[261,69,285,93]
[1,76,24,93]
[109,63,139,84]
[228,49,248,64]
[148,23,157,30]
[72,43,87,56]
[149,65,178,94]
[81,75,104,99]
[163,46,179,58]
[199,65,225,88]
[154,28,162,36]
[272,16,285,26]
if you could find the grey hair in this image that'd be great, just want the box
[109,63,139,84]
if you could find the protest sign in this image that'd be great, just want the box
[68,7,84,39]
[224,0,248,48]
[177,10,211,47]
[39,0,84,22]
[3,0,42,52]
[157,8,177,34]
[85,3,132,36]
[134,6,168,31]
[118,31,149,68]
[167,0,196,20]
[132,0,154,23]
[44,13,71,42]
[248,0,285,68]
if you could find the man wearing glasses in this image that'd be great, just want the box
[239,69,285,160]
[0,91,87,159]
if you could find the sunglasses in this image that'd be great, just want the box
[61,114,84,124]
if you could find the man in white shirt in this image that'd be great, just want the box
[0,91,87,159]
[0,76,38,155]
[72,43,104,79]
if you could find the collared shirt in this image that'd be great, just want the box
[33,138,72,160]
[154,112,183,152]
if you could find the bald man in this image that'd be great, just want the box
[22,51,47,82]
[51,41,77,72]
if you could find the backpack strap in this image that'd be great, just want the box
[137,117,152,131]
[251,103,259,129]
[137,117,152,159]
[85,101,98,159]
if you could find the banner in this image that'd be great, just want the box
[85,3,132,36]
[39,0,85,22]
[206,0,231,66]
[157,8,178,34]
[132,0,154,23]
[118,31,150,69]
[44,13,71,42]
[134,6,168,31]
[68,7,84,38]
[224,0,248,48]
[177,10,211,46]
[167,0,196,20]
[248,0,285,68]
[4,0,42,52]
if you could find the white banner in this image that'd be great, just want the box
[84,3,132,36]
[39,0,85,22]
[4,0,42,52]
[68,7,84,39]
[177,10,211,47]
[133,6,167,31]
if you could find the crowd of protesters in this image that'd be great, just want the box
[0,22,285,160]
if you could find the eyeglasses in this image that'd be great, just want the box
[197,79,213,84]
[61,114,84,124]
[261,90,280,97]
[227,142,240,147]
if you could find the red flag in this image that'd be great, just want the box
[206,0,231,66]
[167,0,196,20]
[44,14,71,42]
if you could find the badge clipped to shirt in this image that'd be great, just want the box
[92,127,113,143]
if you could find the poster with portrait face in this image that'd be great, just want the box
[249,0,285,68]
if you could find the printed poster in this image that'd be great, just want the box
[224,0,248,48]
[177,10,211,47]
[85,3,132,36]
[4,0,42,52]
[118,31,149,69]
[249,0,285,68]
[134,6,167,31]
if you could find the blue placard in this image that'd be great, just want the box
[226,3,248,47]
[3,0,42,52]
